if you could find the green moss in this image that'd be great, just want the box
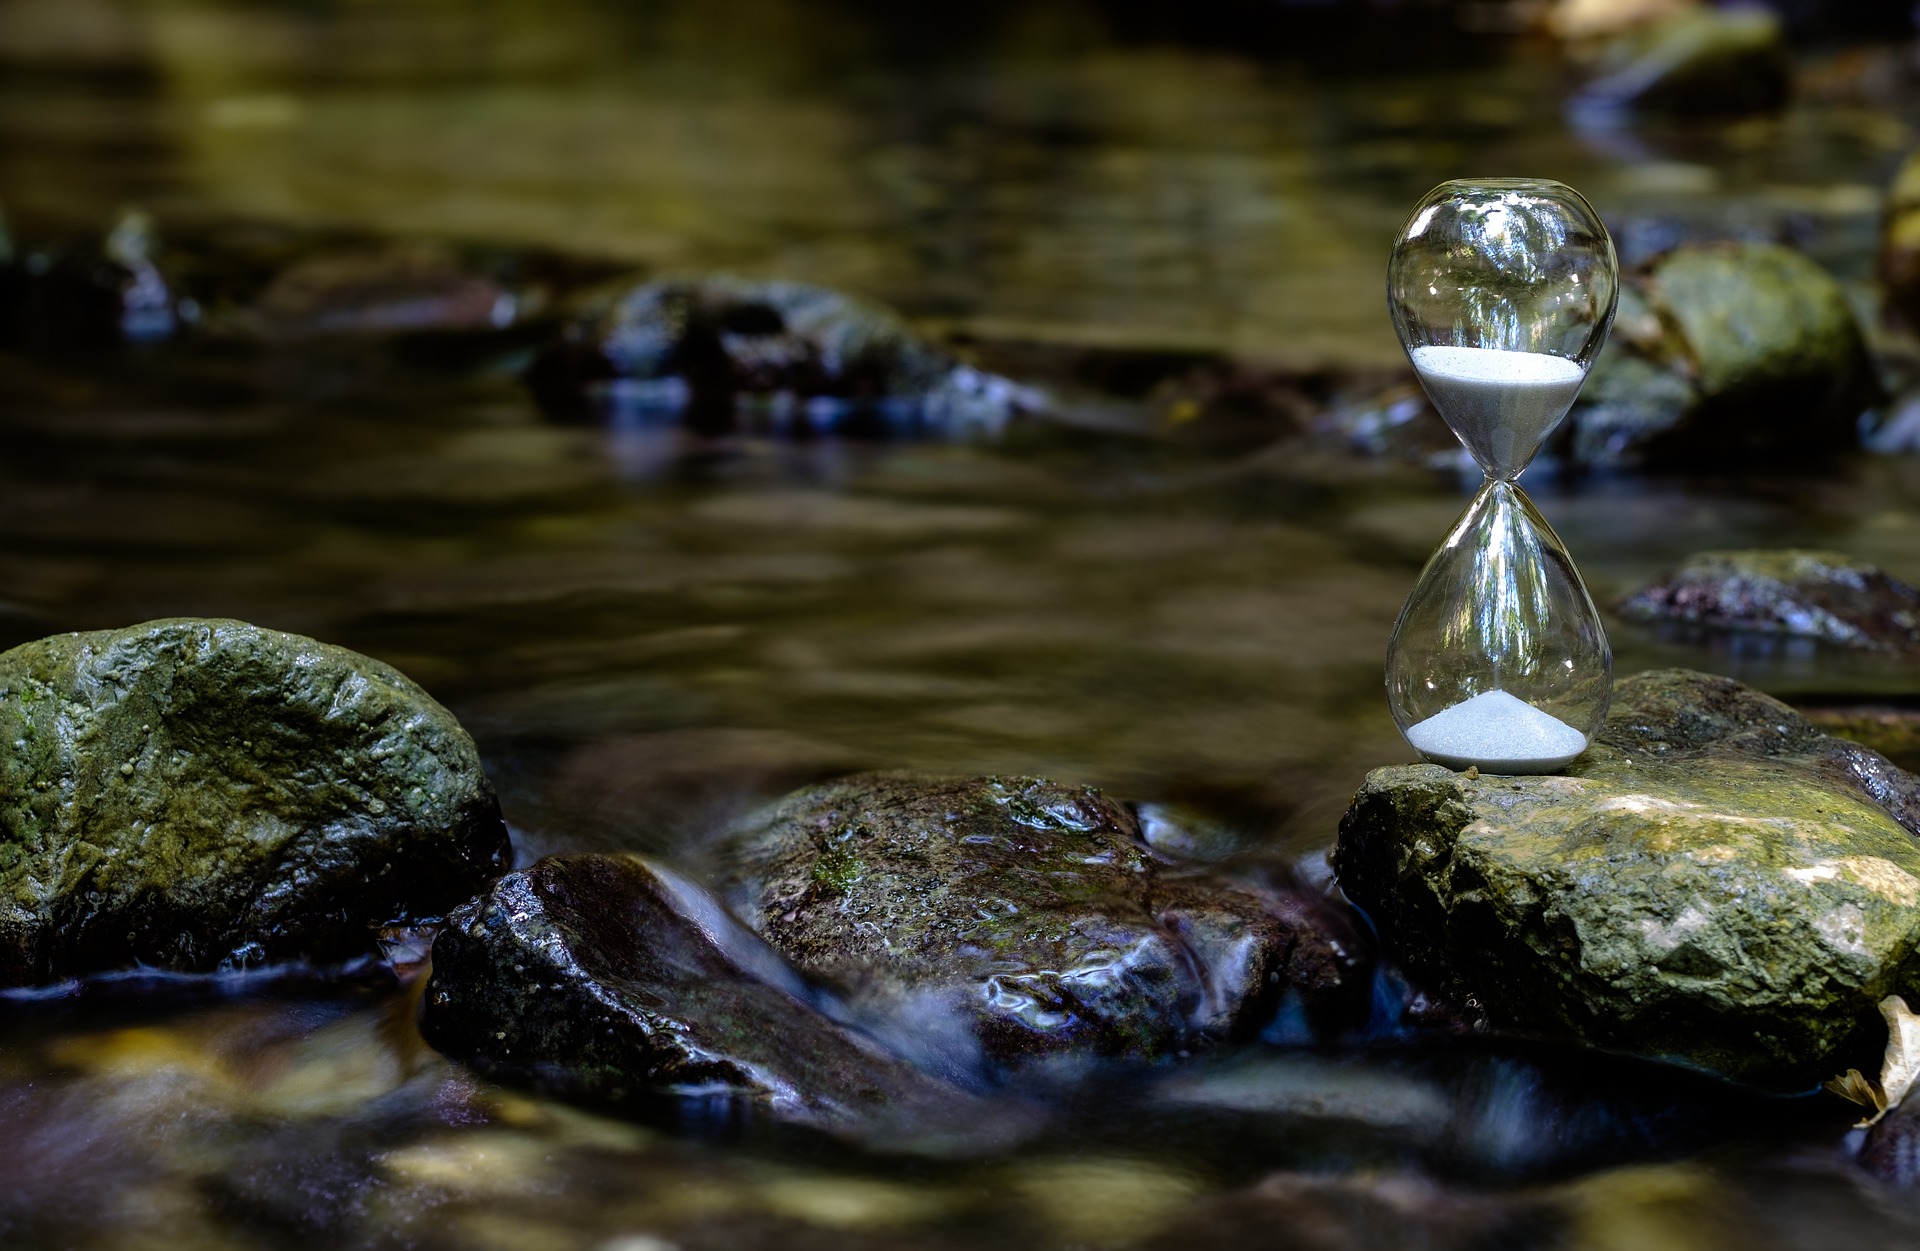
[1336,669,1920,1086]
[0,618,509,985]
[810,846,863,894]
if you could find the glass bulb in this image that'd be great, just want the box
[1384,179,1618,775]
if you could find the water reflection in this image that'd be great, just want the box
[7,1,1920,1247]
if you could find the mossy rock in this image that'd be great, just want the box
[718,773,1370,1067]
[1334,669,1920,1087]
[1568,244,1876,466]
[0,618,509,985]
[1620,549,1920,655]
[526,275,1036,430]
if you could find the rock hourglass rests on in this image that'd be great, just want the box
[1385,179,1618,774]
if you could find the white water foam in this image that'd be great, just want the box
[1404,688,1589,774]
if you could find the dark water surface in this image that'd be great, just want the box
[8,2,1920,1248]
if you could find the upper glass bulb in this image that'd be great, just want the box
[1388,179,1617,480]
[1384,179,1618,775]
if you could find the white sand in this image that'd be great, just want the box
[1404,688,1590,774]
[1410,345,1586,479]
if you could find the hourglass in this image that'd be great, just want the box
[1385,179,1617,774]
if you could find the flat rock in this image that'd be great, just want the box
[1566,243,1876,467]
[718,773,1369,1069]
[1620,549,1920,655]
[1334,669,1920,1086]
[422,852,968,1134]
[0,618,509,985]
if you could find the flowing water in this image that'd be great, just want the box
[7,2,1920,1248]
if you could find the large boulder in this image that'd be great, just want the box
[718,773,1369,1070]
[0,618,509,985]
[525,275,1037,432]
[422,852,971,1135]
[1566,244,1877,467]
[1334,669,1920,1087]
[1621,550,1920,655]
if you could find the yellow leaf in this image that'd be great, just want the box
[1824,1068,1886,1128]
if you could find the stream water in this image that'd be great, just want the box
[9,2,1920,1248]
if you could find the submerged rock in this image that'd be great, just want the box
[1567,244,1876,466]
[246,245,516,338]
[719,774,1369,1070]
[1570,7,1791,119]
[1621,550,1920,655]
[526,275,1039,432]
[0,619,508,985]
[422,852,968,1134]
[3,210,189,345]
[1334,669,1920,1086]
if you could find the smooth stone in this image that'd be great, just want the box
[1621,549,1920,655]
[526,275,1039,430]
[717,773,1370,1070]
[421,852,971,1135]
[1566,244,1876,467]
[0,618,509,985]
[1335,668,1920,1086]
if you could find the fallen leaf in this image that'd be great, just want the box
[1878,995,1920,1116]
[1826,997,1920,1128]
[1825,1067,1887,1127]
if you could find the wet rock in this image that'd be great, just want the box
[246,245,516,338]
[1800,705,1920,775]
[5,210,190,345]
[1567,244,1877,466]
[1620,550,1920,656]
[422,852,968,1135]
[0,618,509,985]
[718,773,1369,1070]
[1863,1098,1920,1185]
[526,275,1040,432]
[1334,669,1920,1087]
[1570,7,1791,119]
